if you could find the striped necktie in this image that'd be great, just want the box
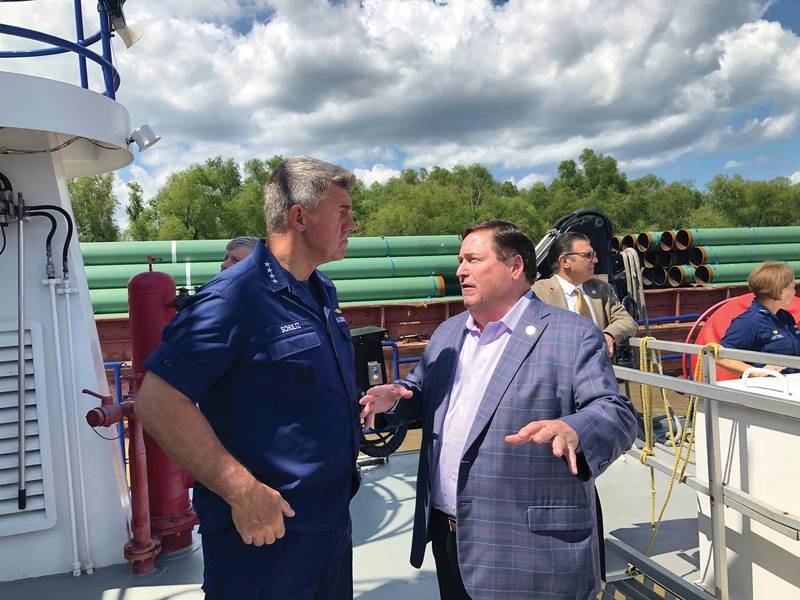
[574,287,593,321]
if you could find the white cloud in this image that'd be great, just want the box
[2,0,798,199]
[353,164,401,186]
[790,171,800,185]
[509,172,550,189]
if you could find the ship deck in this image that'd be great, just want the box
[1,443,701,600]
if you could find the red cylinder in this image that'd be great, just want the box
[128,271,197,554]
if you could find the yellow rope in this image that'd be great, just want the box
[637,338,722,554]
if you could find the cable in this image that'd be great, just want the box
[25,211,57,251]
[26,205,74,279]
[0,136,120,155]
[25,211,58,277]
[0,225,6,257]
[0,170,11,191]
[90,425,127,441]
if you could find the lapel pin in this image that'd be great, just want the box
[525,325,537,336]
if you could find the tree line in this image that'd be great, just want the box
[68,149,800,243]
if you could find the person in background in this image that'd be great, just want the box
[533,232,637,357]
[718,261,800,376]
[175,237,261,311]
[221,236,259,271]
[135,156,359,600]
[359,220,636,600]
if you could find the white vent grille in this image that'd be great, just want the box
[0,321,56,536]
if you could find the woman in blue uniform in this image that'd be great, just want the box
[718,261,800,376]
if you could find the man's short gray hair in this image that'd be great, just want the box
[264,156,356,233]
[226,236,260,252]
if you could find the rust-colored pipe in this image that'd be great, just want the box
[125,409,161,574]
[83,390,160,574]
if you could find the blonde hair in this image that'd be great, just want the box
[747,261,795,301]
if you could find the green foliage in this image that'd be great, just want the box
[363,181,473,235]
[116,149,800,243]
[68,173,120,242]
[150,157,242,240]
[124,181,158,241]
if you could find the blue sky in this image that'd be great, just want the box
[621,0,800,187]
[2,0,799,220]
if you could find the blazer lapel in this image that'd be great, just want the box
[462,300,550,454]
[544,276,568,310]
[583,279,606,328]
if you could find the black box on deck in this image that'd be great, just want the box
[349,326,388,398]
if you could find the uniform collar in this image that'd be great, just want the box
[750,298,792,322]
[252,239,289,291]
[752,298,776,317]
[252,239,337,294]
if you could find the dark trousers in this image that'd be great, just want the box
[430,510,471,600]
[202,519,352,600]
[596,486,606,581]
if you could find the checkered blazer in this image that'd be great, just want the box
[393,297,637,599]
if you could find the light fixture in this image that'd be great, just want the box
[101,0,142,48]
[127,125,161,152]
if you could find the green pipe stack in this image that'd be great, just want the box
[614,226,800,288]
[695,262,800,285]
[81,236,461,315]
[677,227,800,285]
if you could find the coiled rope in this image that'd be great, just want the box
[637,337,722,554]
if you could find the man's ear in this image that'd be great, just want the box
[558,255,569,274]
[511,254,525,280]
[287,204,306,231]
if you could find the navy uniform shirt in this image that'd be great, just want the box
[144,240,360,534]
[720,298,800,372]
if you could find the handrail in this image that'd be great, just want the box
[617,338,800,599]
[614,365,800,421]
[0,30,102,58]
[628,335,800,371]
[606,537,716,600]
[103,360,127,463]
[0,13,120,98]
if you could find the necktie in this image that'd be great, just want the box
[574,288,593,321]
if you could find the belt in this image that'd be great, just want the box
[433,509,457,533]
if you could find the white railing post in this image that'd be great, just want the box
[701,349,729,600]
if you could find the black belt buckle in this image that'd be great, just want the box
[434,509,458,534]
[447,517,457,534]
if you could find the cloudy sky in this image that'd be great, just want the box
[2,0,799,215]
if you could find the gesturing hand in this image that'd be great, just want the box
[505,419,581,475]
[358,383,412,427]
[229,479,295,546]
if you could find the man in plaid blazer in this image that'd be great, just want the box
[360,220,637,600]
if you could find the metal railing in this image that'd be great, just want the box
[617,338,800,600]
[381,340,421,380]
[103,360,127,461]
[0,1,120,98]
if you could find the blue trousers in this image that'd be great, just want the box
[202,519,352,600]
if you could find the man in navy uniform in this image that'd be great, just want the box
[136,157,359,600]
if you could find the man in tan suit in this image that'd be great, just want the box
[533,232,636,357]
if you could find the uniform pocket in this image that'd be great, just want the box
[252,330,322,362]
[527,505,593,532]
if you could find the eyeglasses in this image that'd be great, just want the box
[562,251,597,261]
